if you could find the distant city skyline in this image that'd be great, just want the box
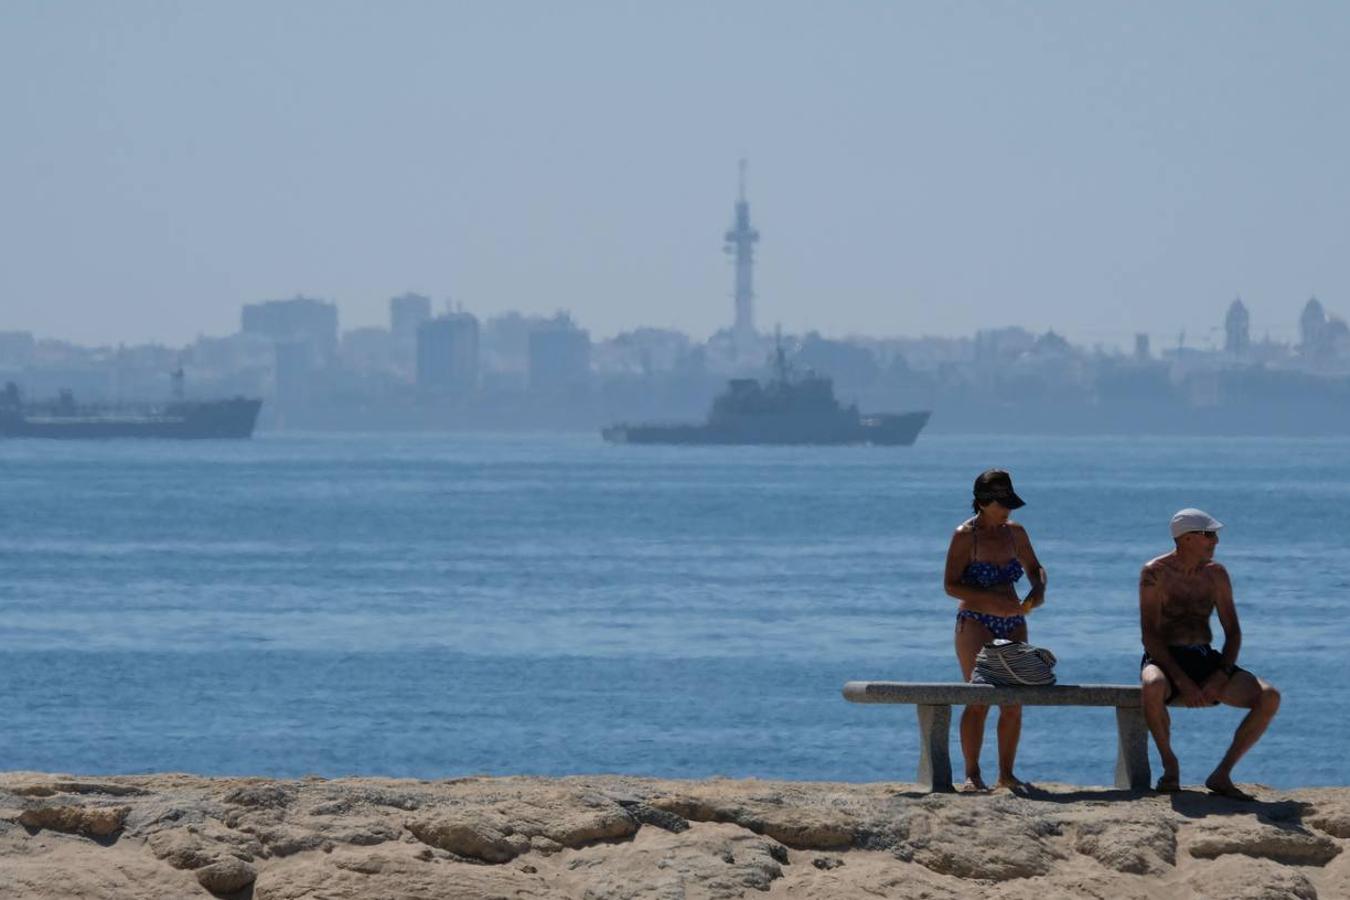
[3,2,1347,348]
[4,286,1337,355]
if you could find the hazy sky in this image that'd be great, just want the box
[3,2,1347,349]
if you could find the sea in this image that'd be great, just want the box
[1,433,1345,788]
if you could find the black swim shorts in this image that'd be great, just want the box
[1140,645,1245,703]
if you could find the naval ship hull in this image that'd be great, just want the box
[603,410,931,446]
[1,398,263,439]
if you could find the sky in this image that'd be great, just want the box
[2,1,1347,349]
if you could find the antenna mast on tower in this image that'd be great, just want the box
[724,159,760,345]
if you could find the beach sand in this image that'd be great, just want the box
[2,772,1346,898]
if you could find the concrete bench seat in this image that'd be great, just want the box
[842,681,1153,792]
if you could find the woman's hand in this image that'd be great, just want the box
[1022,587,1045,613]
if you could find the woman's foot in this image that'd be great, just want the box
[1154,771,1182,793]
[960,775,989,792]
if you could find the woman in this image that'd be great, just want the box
[943,468,1047,791]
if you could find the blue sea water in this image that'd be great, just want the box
[0,433,1346,788]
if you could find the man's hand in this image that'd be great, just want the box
[1177,678,1207,708]
[1200,671,1228,705]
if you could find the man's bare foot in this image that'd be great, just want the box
[960,775,989,792]
[1205,775,1255,801]
[996,775,1033,793]
[1154,772,1181,793]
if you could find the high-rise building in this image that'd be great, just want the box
[390,293,432,343]
[273,341,313,411]
[416,313,480,392]
[1224,298,1250,355]
[528,314,591,391]
[724,159,760,346]
[1300,297,1328,355]
[240,296,338,364]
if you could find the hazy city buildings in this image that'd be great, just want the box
[5,175,1350,434]
[528,314,591,392]
[416,313,480,393]
[390,293,432,344]
[241,296,339,365]
[1225,298,1250,356]
[1300,296,1350,362]
[340,326,395,374]
[5,290,1350,434]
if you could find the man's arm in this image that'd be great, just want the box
[1140,563,1205,706]
[1195,564,1241,704]
[1212,563,1242,671]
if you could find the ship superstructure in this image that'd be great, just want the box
[602,340,930,446]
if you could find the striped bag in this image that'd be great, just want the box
[972,638,1057,686]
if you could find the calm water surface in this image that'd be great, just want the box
[1,433,1345,787]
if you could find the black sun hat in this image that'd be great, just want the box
[973,469,1025,509]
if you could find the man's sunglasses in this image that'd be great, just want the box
[1192,530,1218,538]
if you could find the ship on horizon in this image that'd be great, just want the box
[0,375,262,440]
[602,342,930,446]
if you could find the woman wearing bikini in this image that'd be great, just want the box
[942,469,1047,792]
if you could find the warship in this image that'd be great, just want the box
[0,375,262,439]
[602,344,930,446]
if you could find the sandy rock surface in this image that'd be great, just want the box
[1,772,1347,899]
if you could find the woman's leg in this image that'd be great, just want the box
[955,616,994,789]
[996,621,1030,788]
[996,705,1023,784]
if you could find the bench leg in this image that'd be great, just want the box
[916,704,953,792]
[1115,706,1151,791]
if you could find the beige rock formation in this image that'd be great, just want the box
[1,772,1346,899]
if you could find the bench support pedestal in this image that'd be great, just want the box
[1115,706,1151,790]
[915,704,953,792]
[909,701,1152,793]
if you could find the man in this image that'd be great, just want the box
[1138,508,1281,800]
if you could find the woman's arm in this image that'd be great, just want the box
[1011,523,1047,611]
[943,526,1023,616]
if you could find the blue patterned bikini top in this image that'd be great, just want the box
[963,558,1024,587]
[961,524,1024,587]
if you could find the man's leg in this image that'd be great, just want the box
[1141,664,1179,790]
[1207,671,1280,799]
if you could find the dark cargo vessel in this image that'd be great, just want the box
[1,381,262,440]
[602,346,930,446]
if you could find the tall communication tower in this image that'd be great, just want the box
[724,159,760,342]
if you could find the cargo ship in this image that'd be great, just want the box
[0,380,262,439]
[602,344,930,446]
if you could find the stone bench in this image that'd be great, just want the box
[842,681,1152,792]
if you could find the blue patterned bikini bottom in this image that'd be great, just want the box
[957,609,1026,640]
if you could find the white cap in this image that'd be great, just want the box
[1170,508,1224,539]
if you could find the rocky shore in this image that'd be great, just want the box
[2,772,1347,899]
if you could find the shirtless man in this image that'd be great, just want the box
[1138,509,1281,800]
